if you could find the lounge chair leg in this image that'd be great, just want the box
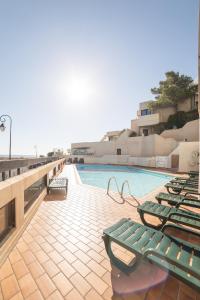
[102,234,140,273]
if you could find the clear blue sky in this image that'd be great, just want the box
[0,0,198,155]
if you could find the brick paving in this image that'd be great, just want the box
[0,165,199,300]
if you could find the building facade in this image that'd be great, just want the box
[131,94,198,136]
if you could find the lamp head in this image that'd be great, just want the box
[0,123,6,132]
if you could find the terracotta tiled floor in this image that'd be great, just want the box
[0,165,199,300]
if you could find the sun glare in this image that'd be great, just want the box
[59,73,95,105]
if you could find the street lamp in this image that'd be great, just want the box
[0,114,12,160]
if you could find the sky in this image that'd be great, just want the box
[0,0,198,156]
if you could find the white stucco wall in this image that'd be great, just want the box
[72,134,178,158]
[169,141,199,172]
[161,119,199,142]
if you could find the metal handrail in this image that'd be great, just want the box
[121,180,133,198]
[107,176,121,195]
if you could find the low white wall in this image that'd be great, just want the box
[71,154,170,168]
[169,141,199,172]
[72,134,178,158]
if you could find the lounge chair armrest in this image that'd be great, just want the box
[167,212,200,223]
[161,223,200,241]
[176,197,200,208]
[185,191,200,197]
[143,248,200,279]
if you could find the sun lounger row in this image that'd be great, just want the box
[165,172,199,194]
[103,170,200,292]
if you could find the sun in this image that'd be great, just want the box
[67,76,91,99]
[59,73,94,105]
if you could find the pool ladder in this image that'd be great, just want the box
[106,177,133,198]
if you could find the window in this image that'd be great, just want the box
[141,109,151,116]
[116,148,121,155]
[0,199,15,244]
[24,176,47,213]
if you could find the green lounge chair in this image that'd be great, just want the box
[170,178,198,185]
[103,218,200,292]
[174,175,199,181]
[137,201,200,230]
[156,192,200,208]
[165,182,198,195]
[189,171,199,178]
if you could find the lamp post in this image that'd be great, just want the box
[0,114,12,160]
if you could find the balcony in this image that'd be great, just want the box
[136,113,160,127]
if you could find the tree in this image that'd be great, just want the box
[148,71,198,109]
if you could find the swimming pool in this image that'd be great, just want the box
[76,164,173,197]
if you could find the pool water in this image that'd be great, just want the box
[76,164,173,197]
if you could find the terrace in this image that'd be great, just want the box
[0,164,199,300]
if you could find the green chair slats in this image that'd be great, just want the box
[103,218,200,292]
[188,171,199,178]
[155,192,200,208]
[170,178,198,185]
[165,182,198,195]
[137,201,200,229]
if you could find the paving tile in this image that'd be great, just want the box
[87,249,104,263]
[0,288,3,300]
[9,249,22,265]
[21,250,36,265]
[100,259,111,272]
[47,290,63,300]
[85,289,103,300]
[35,235,46,244]
[26,290,44,300]
[1,274,20,300]
[0,259,13,281]
[102,271,112,287]
[34,250,49,263]
[17,241,29,253]
[65,242,78,253]
[9,292,24,300]
[28,260,45,279]
[18,273,37,298]
[42,260,60,278]
[86,272,108,295]
[52,273,73,296]
[74,250,91,264]
[56,235,68,245]
[27,241,41,253]
[76,241,90,252]
[12,259,29,279]
[36,273,56,298]
[52,241,65,252]
[48,250,64,264]
[58,260,75,278]
[61,249,77,263]
[65,288,84,300]
[23,232,34,244]
[72,260,90,277]
[70,273,91,296]
[102,287,113,300]
[40,242,54,253]
[87,260,106,277]
[45,235,57,244]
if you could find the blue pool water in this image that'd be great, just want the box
[76,164,173,197]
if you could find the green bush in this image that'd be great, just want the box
[166,110,199,129]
